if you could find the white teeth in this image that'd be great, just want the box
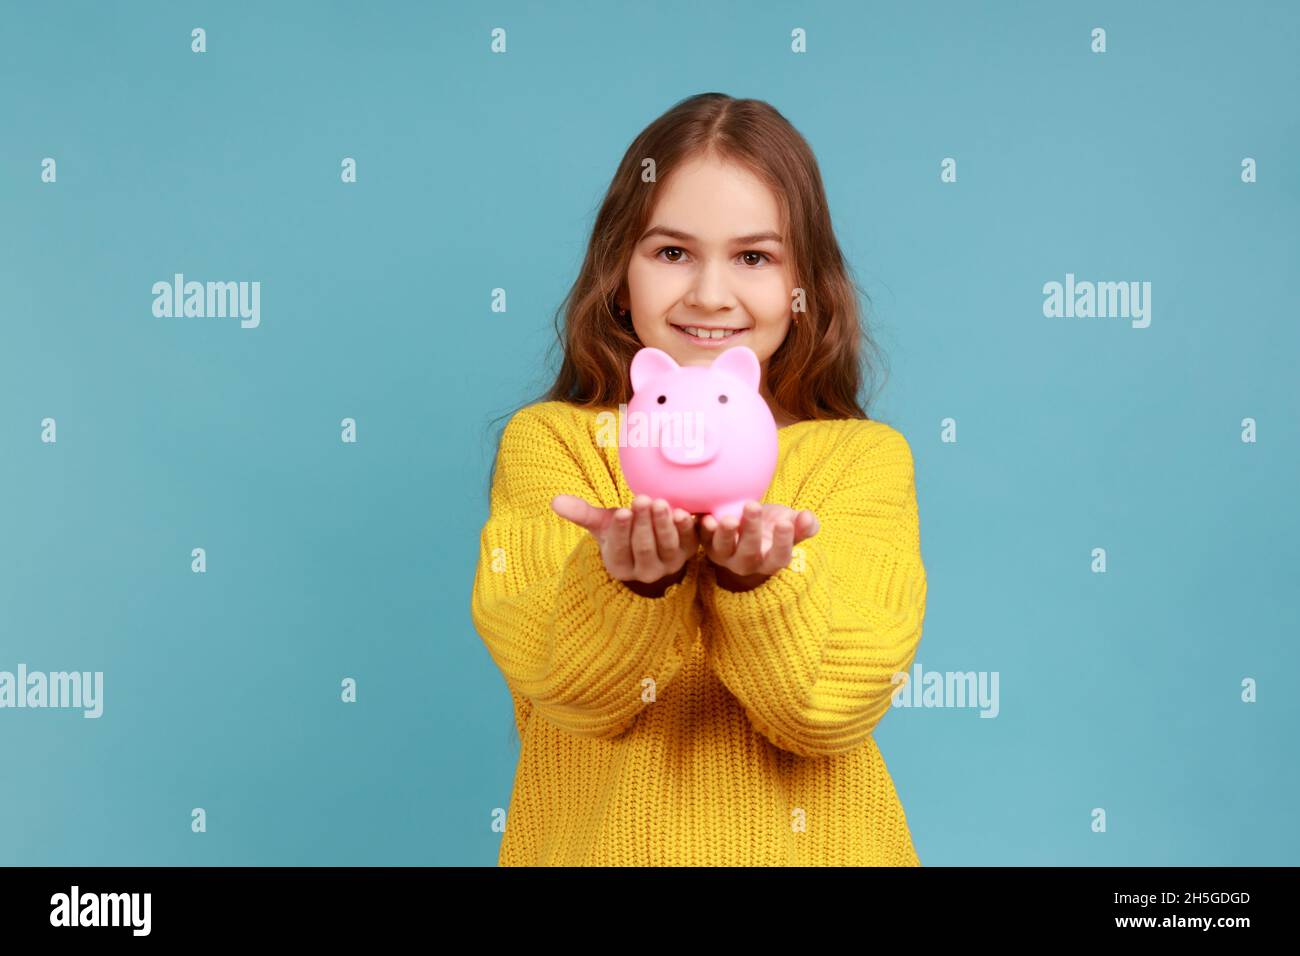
[679,326,742,339]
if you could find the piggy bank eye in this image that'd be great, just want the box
[656,395,666,404]
[717,394,728,404]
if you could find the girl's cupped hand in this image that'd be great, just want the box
[551,493,698,587]
[699,501,820,590]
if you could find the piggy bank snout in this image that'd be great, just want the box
[655,412,719,465]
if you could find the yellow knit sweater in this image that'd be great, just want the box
[470,399,927,866]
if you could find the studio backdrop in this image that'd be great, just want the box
[1,0,1296,865]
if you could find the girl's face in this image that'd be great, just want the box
[622,155,795,401]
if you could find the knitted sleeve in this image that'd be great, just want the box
[699,424,926,758]
[470,404,703,740]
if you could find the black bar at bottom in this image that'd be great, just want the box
[0,865,1287,940]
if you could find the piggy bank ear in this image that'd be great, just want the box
[630,348,679,393]
[711,345,760,391]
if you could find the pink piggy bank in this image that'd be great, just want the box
[618,345,778,522]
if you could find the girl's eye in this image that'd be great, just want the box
[655,247,772,267]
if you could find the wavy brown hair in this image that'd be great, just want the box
[480,91,888,496]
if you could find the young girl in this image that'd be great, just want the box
[470,92,927,866]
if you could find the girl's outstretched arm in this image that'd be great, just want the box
[470,404,703,740]
[699,424,927,758]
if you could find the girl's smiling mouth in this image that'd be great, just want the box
[670,323,750,348]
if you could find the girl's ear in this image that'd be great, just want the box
[710,345,760,391]
[630,347,678,392]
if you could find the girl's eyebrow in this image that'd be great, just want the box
[638,225,784,245]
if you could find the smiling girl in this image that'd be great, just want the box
[470,93,927,866]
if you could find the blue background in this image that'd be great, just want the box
[1,0,1296,865]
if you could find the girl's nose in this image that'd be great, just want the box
[685,259,734,311]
